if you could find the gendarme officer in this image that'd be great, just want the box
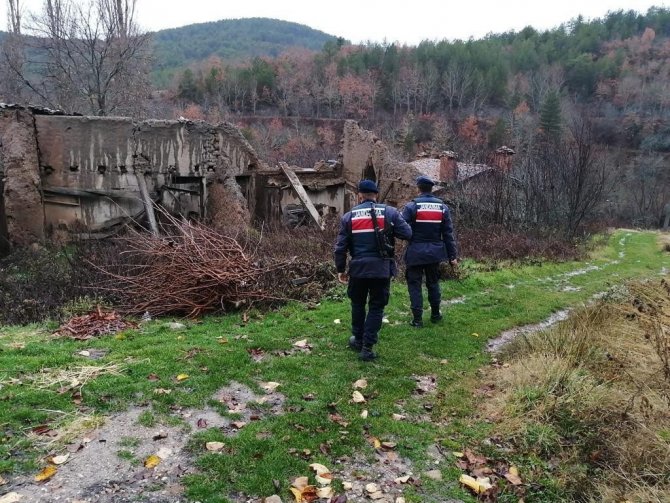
[334,179,412,361]
[401,176,458,327]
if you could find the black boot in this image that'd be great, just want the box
[410,309,423,328]
[430,306,443,323]
[359,345,377,361]
[348,336,362,351]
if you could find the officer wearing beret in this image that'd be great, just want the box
[401,176,458,327]
[334,179,412,361]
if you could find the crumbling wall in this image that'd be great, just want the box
[0,108,45,246]
[33,115,259,234]
[341,120,422,209]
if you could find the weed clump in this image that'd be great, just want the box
[482,279,670,502]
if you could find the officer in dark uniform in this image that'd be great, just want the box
[334,179,412,361]
[401,176,458,327]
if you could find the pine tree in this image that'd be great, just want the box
[539,90,562,137]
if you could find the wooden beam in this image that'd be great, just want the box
[135,171,159,236]
[279,162,324,230]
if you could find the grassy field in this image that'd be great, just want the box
[0,230,668,502]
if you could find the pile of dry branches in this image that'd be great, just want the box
[92,215,312,318]
[54,306,137,340]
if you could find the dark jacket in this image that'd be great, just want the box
[401,193,458,266]
[334,200,412,278]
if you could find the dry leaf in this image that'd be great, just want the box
[316,486,333,498]
[381,441,397,449]
[197,418,208,428]
[471,332,480,338]
[261,381,281,392]
[459,474,493,494]
[505,466,522,485]
[34,465,57,482]
[0,493,22,503]
[205,442,225,452]
[231,421,247,429]
[51,454,69,465]
[369,492,384,500]
[154,388,172,395]
[365,483,379,494]
[316,473,333,485]
[369,436,382,449]
[342,481,353,490]
[333,319,341,324]
[144,454,161,469]
[309,463,330,475]
[360,410,368,419]
[395,498,406,503]
[293,339,309,348]
[78,350,91,357]
[0,474,8,486]
[392,413,406,421]
[351,391,366,403]
[292,476,309,490]
[176,373,189,381]
[394,475,410,484]
[353,379,368,389]
[452,451,464,457]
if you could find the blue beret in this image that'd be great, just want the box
[416,176,435,186]
[357,179,379,193]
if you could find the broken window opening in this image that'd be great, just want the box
[362,160,376,182]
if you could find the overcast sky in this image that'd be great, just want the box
[2,0,667,45]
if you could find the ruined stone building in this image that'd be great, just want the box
[0,108,518,254]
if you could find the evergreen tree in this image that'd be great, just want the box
[539,90,562,137]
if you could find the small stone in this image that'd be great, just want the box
[264,496,282,503]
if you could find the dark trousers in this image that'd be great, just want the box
[406,263,441,314]
[347,277,391,347]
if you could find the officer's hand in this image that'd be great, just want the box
[449,259,459,267]
[337,272,349,284]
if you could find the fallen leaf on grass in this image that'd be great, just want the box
[459,474,493,494]
[154,388,172,395]
[368,436,382,449]
[328,414,349,427]
[353,379,368,389]
[176,373,189,382]
[333,319,341,324]
[78,350,91,357]
[352,391,366,403]
[342,481,353,490]
[34,465,57,482]
[144,455,161,469]
[360,410,368,419]
[392,413,406,421]
[147,373,159,381]
[51,454,69,465]
[381,441,397,450]
[0,474,7,485]
[394,475,411,484]
[309,463,330,475]
[0,493,22,503]
[504,465,522,485]
[248,348,266,362]
[316,486,333,498]
[206,442,225,452]
[293,339,310,349]
[216,337,229,344]
[231,421,247,429]
[261,381,281,392]
[471,332,480,338]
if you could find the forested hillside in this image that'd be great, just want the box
[150,18,338,87]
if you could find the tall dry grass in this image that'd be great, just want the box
[483,280,670,502]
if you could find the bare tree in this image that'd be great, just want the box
[6,0,151,116]
[0,0,26,101]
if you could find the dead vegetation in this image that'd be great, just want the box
[89,212,338,318]
[480,279,670,502]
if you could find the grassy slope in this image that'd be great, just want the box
[0,230,668,502]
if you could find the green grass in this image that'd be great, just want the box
[0,230,668,502]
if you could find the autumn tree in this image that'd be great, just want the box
[10,0,152,116]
